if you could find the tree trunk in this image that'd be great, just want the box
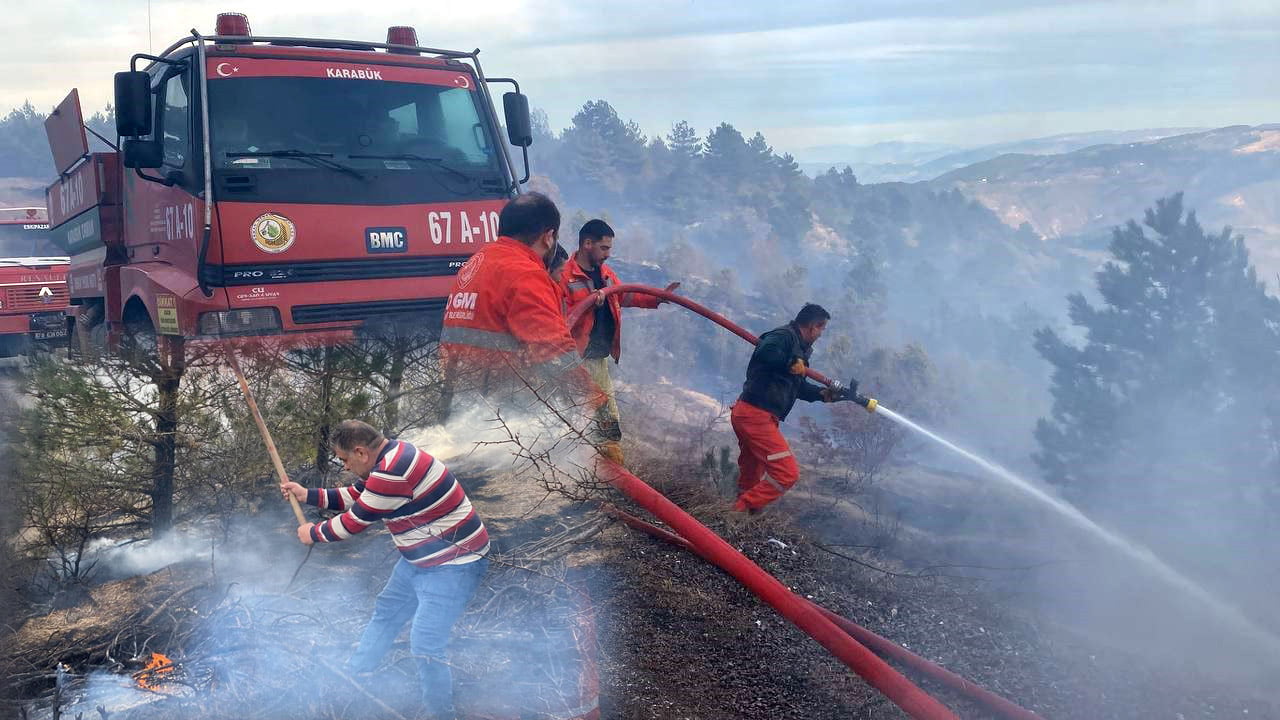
[314,346,335,474]
[384,336,407,435]
[150,336,185,536]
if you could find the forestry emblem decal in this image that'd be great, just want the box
[251,213,296,254]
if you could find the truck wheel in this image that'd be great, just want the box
[121,303,157,361]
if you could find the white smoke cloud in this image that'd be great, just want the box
[83,533,211,579]
[403,391,600,474]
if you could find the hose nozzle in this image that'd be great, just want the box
[830,378,877,412]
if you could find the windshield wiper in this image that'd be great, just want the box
[226,150,365,180]
[348,153,477,184]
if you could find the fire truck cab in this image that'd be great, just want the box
[0,208,71,356]
[44,13,533,348]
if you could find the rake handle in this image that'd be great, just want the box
[226,350,308,527]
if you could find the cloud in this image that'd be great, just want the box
[1,0,1276,158]
[763,98,1280,148]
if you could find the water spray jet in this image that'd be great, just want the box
[871,404,1280,661]
[574,284,1280,664]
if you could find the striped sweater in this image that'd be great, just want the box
[306,440,490,567]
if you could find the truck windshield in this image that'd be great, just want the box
[209,77,509,204]
[0,224,58,256]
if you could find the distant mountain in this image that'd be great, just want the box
[929,124,1280,283]
[793,140,961,167]
[0,177,46,207]
[797,160,917,185]
[915,128,1207,178]
[798,128,1206,184]
[794,140,960,184]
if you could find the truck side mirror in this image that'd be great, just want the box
[122,139,163,169]
[503,92,533,148]
[114,71,153,137]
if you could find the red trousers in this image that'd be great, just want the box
[731,400,800,511]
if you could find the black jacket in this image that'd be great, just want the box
[739,322,824,421]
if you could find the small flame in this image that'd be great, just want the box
[134,652,174,690]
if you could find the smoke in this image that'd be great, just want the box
[28,670,170,719]
[24,510,419,719]
[402,400,534,465]
[23,398,604,720]
[82,534,211,580]
[593,188,1280,697]
[877,405,1280,674]
[403,390,602,484]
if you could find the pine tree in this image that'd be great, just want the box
[1034,194,1280,507]
[560,100,647,207]
[746,132,774,176]
[666,120,700,162]
[702,123,749,196]
[657,121,704,222]
[0,101,55,178]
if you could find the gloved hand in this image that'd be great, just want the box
[596,418,622,442]
[597,441,625,465]
[789,357,807,375]
[827,378,860,402]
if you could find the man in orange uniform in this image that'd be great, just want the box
[440,193,611,455]
[559,219,678,457]
[732,304,839,513]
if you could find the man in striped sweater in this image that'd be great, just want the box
[281,419,489,719]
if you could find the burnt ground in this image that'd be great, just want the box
[5,417,1280,719]
[588,462,1280,720]
[586,448,1280,717]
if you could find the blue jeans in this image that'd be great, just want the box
[348,556,488,717]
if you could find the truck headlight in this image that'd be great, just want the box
[197,308,281,336]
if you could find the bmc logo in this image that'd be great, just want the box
[365,227,408,253]
[450,292,477,310]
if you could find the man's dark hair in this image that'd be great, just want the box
[794,303,831,327]
[331,420,385,452]
[498,192,560,244]
[578,218,614,247]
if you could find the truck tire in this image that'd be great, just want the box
[121,301,157,361]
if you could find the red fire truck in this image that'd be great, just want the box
[0,207,71,356]
[44,12,533,348]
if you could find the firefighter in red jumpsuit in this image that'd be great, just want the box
[559,219,679,461]
[732,304,839,513]
[439,192,614,458]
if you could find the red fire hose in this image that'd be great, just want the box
[595,461,960,720]
[566,283,839,387]
[571,285,1042,720]
[599,504,1043,720]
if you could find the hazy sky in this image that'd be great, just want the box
[5,1,1279,158]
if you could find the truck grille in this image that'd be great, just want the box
[3,284,70,312]
[202,255,471,287]
[291,298,447,325]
